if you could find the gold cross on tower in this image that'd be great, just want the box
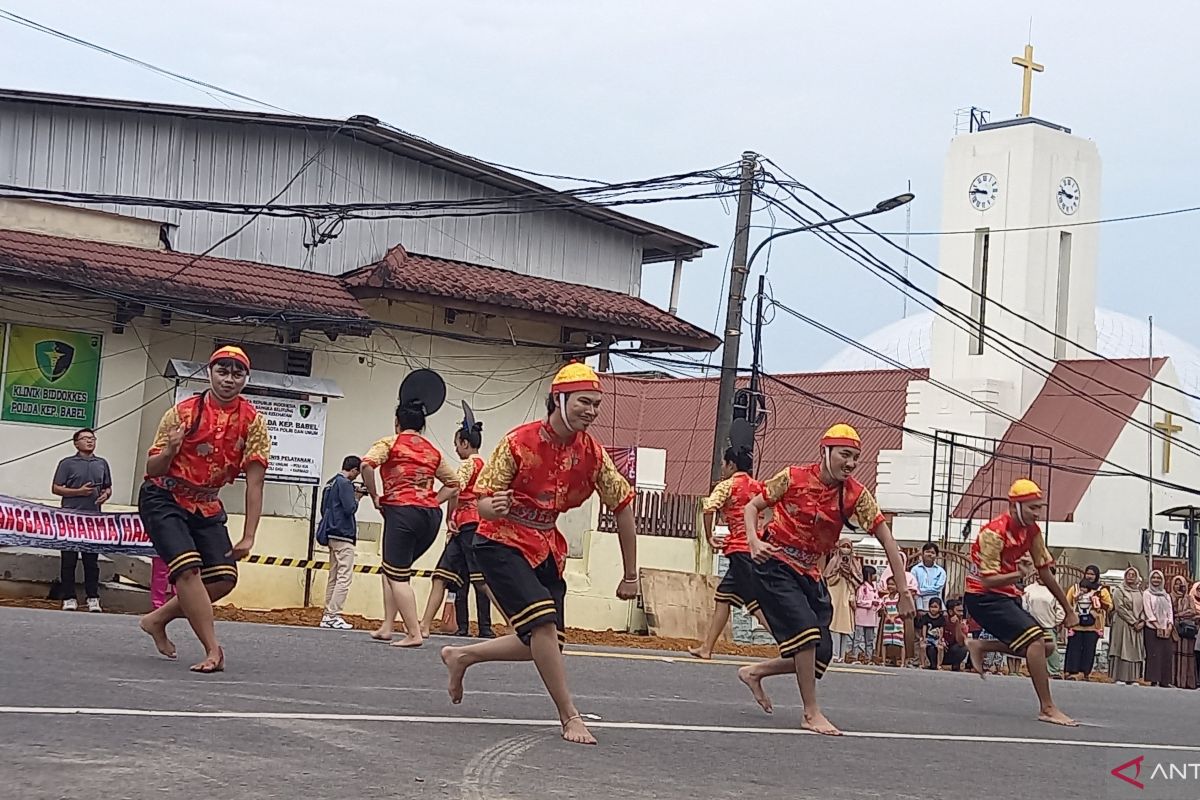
[1011,44,1044,117]
[1153,412,1184,474]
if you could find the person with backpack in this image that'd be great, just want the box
[316,456,366,630]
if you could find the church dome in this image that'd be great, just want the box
[819,309,1200,411]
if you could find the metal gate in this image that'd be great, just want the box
[928,430,1053,547]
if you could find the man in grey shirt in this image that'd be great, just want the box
[51,428,113,612]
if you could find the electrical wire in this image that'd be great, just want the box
[762,157,1200,408]
[620,350,1200,497]
[751,174,1200,453]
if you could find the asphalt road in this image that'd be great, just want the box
[1,606,1197,800]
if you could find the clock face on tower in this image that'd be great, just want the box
[969,173,999,211]
[1057,176,1080,215]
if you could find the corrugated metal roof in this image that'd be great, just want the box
[952,358,1166,522]
[0,87,714,264]
[597,368,922,495]
[344,245,719,351]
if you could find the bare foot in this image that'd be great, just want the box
[189,647,224,674]
[687,646,711,660]
[1038,707,1078,727]
[442,645,468,704]
[801,710,842,736]
[370,627,393,641]
[966,639,987,679]
[561,714,597,745]
[139,614,177,659]
[391,635,423,648]
[419,625,431,638]
[737,665,773,714]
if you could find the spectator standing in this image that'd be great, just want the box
[911,543,947,612]
[823,538,860,663]
[51,428,112,612]
[1022,567,1067,678]
[315,456,365,630]
[880,561,920,666]
[1143,570,1175,687]
[1170,575,1197,690]
[1063,565,1112,680]
[1107,567,1146,685]
[880,577,905,666]
[851,564,881,663]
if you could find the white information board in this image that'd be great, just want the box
[174,386,327,485]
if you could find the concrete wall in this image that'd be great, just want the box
[0,299,151,504]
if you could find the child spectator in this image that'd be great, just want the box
[851,565,881,663]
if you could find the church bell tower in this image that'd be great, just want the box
[928,44,1102,422]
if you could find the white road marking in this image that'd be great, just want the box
[1,705,1196,753]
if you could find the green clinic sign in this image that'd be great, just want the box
[1,325,103,428]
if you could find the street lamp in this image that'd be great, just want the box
[744,192,915,274]
[711,191,916,481]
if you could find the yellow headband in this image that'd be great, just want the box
[820,423,861,450]
[1008,478,1043,503]
[551,361,601,395]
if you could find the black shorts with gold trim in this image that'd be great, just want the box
[714,552,762,614]
[137,481,238,585]
[964,592,1050,654]
[381,504,442,582]
[433,523,485,589]
[473,535,565,649]
[753,557,834,677]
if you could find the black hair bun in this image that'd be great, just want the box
[471,421,483,433]
[403,398,426,413]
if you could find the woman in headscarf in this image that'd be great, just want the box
[1142,570,1175,687]
[1170,574,1197,690]
[1107,567,1145,685]
[1063,565,1112,680]
[1193,582,1200,688]
[823,538,861,663]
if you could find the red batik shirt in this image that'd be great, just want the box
[701,471,763,556]
[362,433,458,508]
[475,420,635,574]
[451,454,486,528]
[146,393,271,518]
[965,512,1054,598]
[760,463,885,579]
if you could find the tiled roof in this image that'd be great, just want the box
[342,245,719,351]
[596,368,921,495]
[952,358,1166,523]
[0,228,370,325]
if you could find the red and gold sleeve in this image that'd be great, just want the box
[242,413,271,468]
[474,438,517,496]
[435,456,460,488]
[976,526,1005,576]
[762,468,791,506]
[853,488,887,533]
[361,436,394,469]
[1029,530,1055,570]
[147,406,182,457]
[596,449,635,513]
[454,459,475,487]
[701,478,733,513]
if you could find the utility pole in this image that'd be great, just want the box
[749,273,766,412]
[710,151,758,484]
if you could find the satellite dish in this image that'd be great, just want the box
[461,400,477,432]
[398,368,446,416]
[729,418,755,454]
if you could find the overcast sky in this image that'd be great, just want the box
[1,1,1194,372]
